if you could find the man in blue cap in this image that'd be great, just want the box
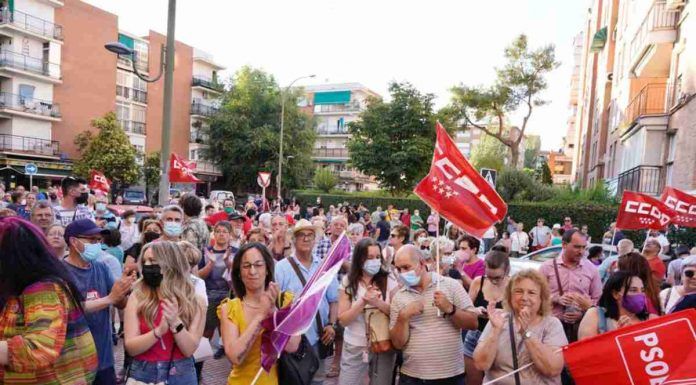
[63,219,136,385]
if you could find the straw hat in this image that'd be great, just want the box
[291,218,322,238]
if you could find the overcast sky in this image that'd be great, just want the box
[86,0,589,151]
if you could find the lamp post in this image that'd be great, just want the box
[105,0,177,205]
[278,74,315,200]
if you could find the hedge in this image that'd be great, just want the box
[291,191,696,248]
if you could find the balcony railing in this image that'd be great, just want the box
[314,103,361,114]
[192,76,223,92]
[616,165,664,196]
[0,134,59,156]
[624,83,668,126]
[0,50,60,79]
[0,92,60,118]
[116,85,148,103]
[313,147,349,158]
[189,131,208,143]
[630,1,680,62]
[194,160,221,174]
[317,126,349,135]
[0,9,63,40]
[118,120,146,135]
[190,102,219,117]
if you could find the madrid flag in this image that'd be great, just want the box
[661,187,696,228]
[616,191,676,230]
[88,170,111,193]
[564,309,696,385]
[169,153,202,183]
[414,122,507,238]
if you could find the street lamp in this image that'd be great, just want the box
[278,74,315,200]
[104,0,177,205]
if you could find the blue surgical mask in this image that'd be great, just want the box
[106,221,118,230]
[95,203,107,212]
[400,269,421,287]
[363,259,382,276]
[163,222,182,237]
[80,242,102,261]
[443,256,456,266]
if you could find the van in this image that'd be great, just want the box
[121,187,147,205]
[209,190,235,205]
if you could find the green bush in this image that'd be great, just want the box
[312,168,338,193]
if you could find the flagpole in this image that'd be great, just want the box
[250,367,264,385]
[435,211,441,317]
[482,348,563,385]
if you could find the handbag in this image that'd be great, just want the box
[277,335,320,385]
[365,285,392,353]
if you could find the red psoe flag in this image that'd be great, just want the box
[616,190,676,230]
[413,122,507,238]
[169,153,202,183]
[88,170,111,193]
[661,187,696,227]
[563,309,696,385]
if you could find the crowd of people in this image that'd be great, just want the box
[0,177,695,385]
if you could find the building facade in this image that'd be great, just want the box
[572,0,695,195]
[303,83,380,192]
[0,0,69,189]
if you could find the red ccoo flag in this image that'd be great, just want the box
[616,190,676,230]
[661,186,696,228]
[169,153,202,183]
[88,170,111,193]
[413,122,507,238]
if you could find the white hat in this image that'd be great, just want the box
[552,223,561,229]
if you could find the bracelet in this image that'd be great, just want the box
[443,304,457,318]
[153,328,162,339]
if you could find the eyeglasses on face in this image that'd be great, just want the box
[684,270,695,279]
[296,233,315,240]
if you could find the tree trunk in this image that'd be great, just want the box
[509,144,520,169]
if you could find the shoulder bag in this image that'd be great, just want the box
[365,284,392,353]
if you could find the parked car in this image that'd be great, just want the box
[121,187,147,205]
[509,244,617,276]
[107,204,154,222]
[209,190,235,206]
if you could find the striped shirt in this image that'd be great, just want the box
[0,280,98,385]
[54,205,95,227]
[389,273,475,380]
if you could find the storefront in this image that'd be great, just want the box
[0,157,73,190]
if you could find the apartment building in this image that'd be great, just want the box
[0,0,67,189]
[566,31,584,168]
[455,126,528,169]
[303,83,380,192]
[572,0,694,195]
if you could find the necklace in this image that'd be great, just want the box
[242,297,262,309]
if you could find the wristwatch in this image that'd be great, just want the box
[443,304,457,318]
[172,322,185,334]
[521,330,532,340]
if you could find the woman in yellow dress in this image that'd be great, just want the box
[218,242,300,385]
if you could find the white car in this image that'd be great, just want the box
[209,190,235,206]
[509,244,617,276]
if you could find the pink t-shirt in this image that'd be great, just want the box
[461,258,485,279]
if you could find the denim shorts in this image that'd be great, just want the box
[463,329,482,358]
[128,357,196,385]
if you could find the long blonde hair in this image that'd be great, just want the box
[135,241,199,328]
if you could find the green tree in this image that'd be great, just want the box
[143,151,161,202]
[470,133,507,172]
[347,82,437,196]
[448,35,559,167]
[205,66,316,194]
[524,135,541,168]
[539,162,553,185]
[313,167,338,193]
[73,112,140,188]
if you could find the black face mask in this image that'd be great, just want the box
[142,264,163,288]
[75,192,89,205]
[143,231,161,244]
[49,193,57,200]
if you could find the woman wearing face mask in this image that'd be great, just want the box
[435,237,463,281]
[338,238,398,385]
[410,209,424,233]
[660,256,696,314]
[617,253,661,315]
[456,235,485,290]
[578,271,656,340]
[465,250,510,385]
[124,219,163,265]
[586,245,603,266]
[124,241,205,385]
[119,210,140,251]
[46,223,68,258]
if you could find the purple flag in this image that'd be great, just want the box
[260,233,351,371]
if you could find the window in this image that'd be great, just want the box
[132,105,146,123]
[667,133,676,163]
[189,149,198,160]
[133,40,149,72]
[117,71,128,86]
[18,84,35,102]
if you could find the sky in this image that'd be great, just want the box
[85,0,590,151]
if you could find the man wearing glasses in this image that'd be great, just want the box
[275,219,339,385]
[63,219,136,385]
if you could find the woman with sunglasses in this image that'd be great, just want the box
[383,224,409,267]
[464,250,510,385]
[661,255,696,314]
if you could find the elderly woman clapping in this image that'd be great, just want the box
[661,255,696,314]
[473,269,568,385]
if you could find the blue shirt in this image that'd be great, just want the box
[598,255,618,283]
[63,259,115,370]
[274,255,339,346]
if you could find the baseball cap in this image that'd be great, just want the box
[228,212,244,221]
[64,219,109,243]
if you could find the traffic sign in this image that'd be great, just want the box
[25,163,38,175]
[480,168,497,187]
[257,171,271,188]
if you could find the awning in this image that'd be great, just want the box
[313,91,351,105]
[118,33,135,50]
[590,27,607,53]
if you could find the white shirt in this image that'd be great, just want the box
[483,226,496,239]
[529,225,551,247]
[119,223,140,251]
[511,231,529,253]
[191,274,209,306]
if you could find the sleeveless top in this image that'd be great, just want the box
[134,305,186,362]
[474,276,503,332]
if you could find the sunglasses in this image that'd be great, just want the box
[684,270,695,279]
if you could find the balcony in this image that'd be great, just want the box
[116,85,148,104]
[313,103,361,114]
[0,50,60,82]
[194,160,221,175]
[189,131,208,144]
[616,165,664,196]
[317,126,349,136]
[190,102,219,117]
[313,147,349,159]
[0,9,63,41]
[0,92,60,119]
[118,120,146,135]
[0,134,59,157]
[629,1,679,77]
[623,83,668,128]
[192,76,223,92]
